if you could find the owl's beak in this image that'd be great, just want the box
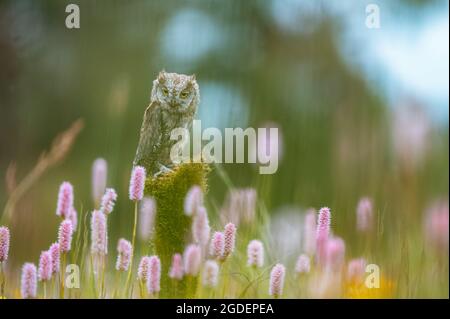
[169,100,177,108]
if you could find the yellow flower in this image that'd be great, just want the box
[345,277,395,299]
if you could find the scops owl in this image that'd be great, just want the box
[133,71,200,175]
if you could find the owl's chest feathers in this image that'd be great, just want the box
[152,103,192,143]
[145,106,192,167]
[154,99,196,130]
[160,110,184,130]
[156,109,192,138]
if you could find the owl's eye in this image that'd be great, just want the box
[161,87,169,96]
[180,90,190,99]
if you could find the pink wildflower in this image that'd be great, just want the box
[115,238,132,271]
[316,207,331,264]
[192,206,210,247]
[129,166,146,201]
[139,197,156,241]
[38,251,52,282]
[209,231,225,259]
[138,256,151,281]
[222,222,236,260]
[247,239,264,268]
[184,244,201,276]
[56,181,74,219]
[424,199,449,252]
[147,255,161,294]
[169,253,184,280]
[91,210,108,255]
[49,243,60,274]
[347,258,367,283]
[0,226,10,263]
[269,263,285,298]
[356,197,373,232]
[325,237,346,271]
[202,260,219,288]
[58,220,73,253]
[100,188,118,215]
[68,207,78,231]
[92,158,108,206]
[184,185,203,216]
[21,263,37,299]
[295,254,311,274]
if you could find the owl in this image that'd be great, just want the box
[133,71,200,176]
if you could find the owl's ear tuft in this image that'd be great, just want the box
[189,74,196,82]
[158,70,166,84]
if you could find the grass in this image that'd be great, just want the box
[0,160,448,299]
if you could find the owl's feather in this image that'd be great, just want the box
[133,100,163,174]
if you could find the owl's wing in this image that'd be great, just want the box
[133,101,162,173]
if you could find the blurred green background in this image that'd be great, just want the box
[0,0,448,296]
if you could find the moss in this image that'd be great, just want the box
[145,163,209,298]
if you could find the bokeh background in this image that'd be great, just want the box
[0,0,448,297]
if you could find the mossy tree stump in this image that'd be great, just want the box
[145,163,209,298]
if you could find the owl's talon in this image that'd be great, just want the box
[153,164,174,178]
[159,163,173,172]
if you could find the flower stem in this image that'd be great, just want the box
[51,276,56,298]
[125,201,138,297]
[60,253,66,299]
[100,255,106,298]
[221,260,229,297]
[139,279,146,299]
[0,262,5,298]
[43,282,47,299]
[90,255,98,298]
[113,270,120,298]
